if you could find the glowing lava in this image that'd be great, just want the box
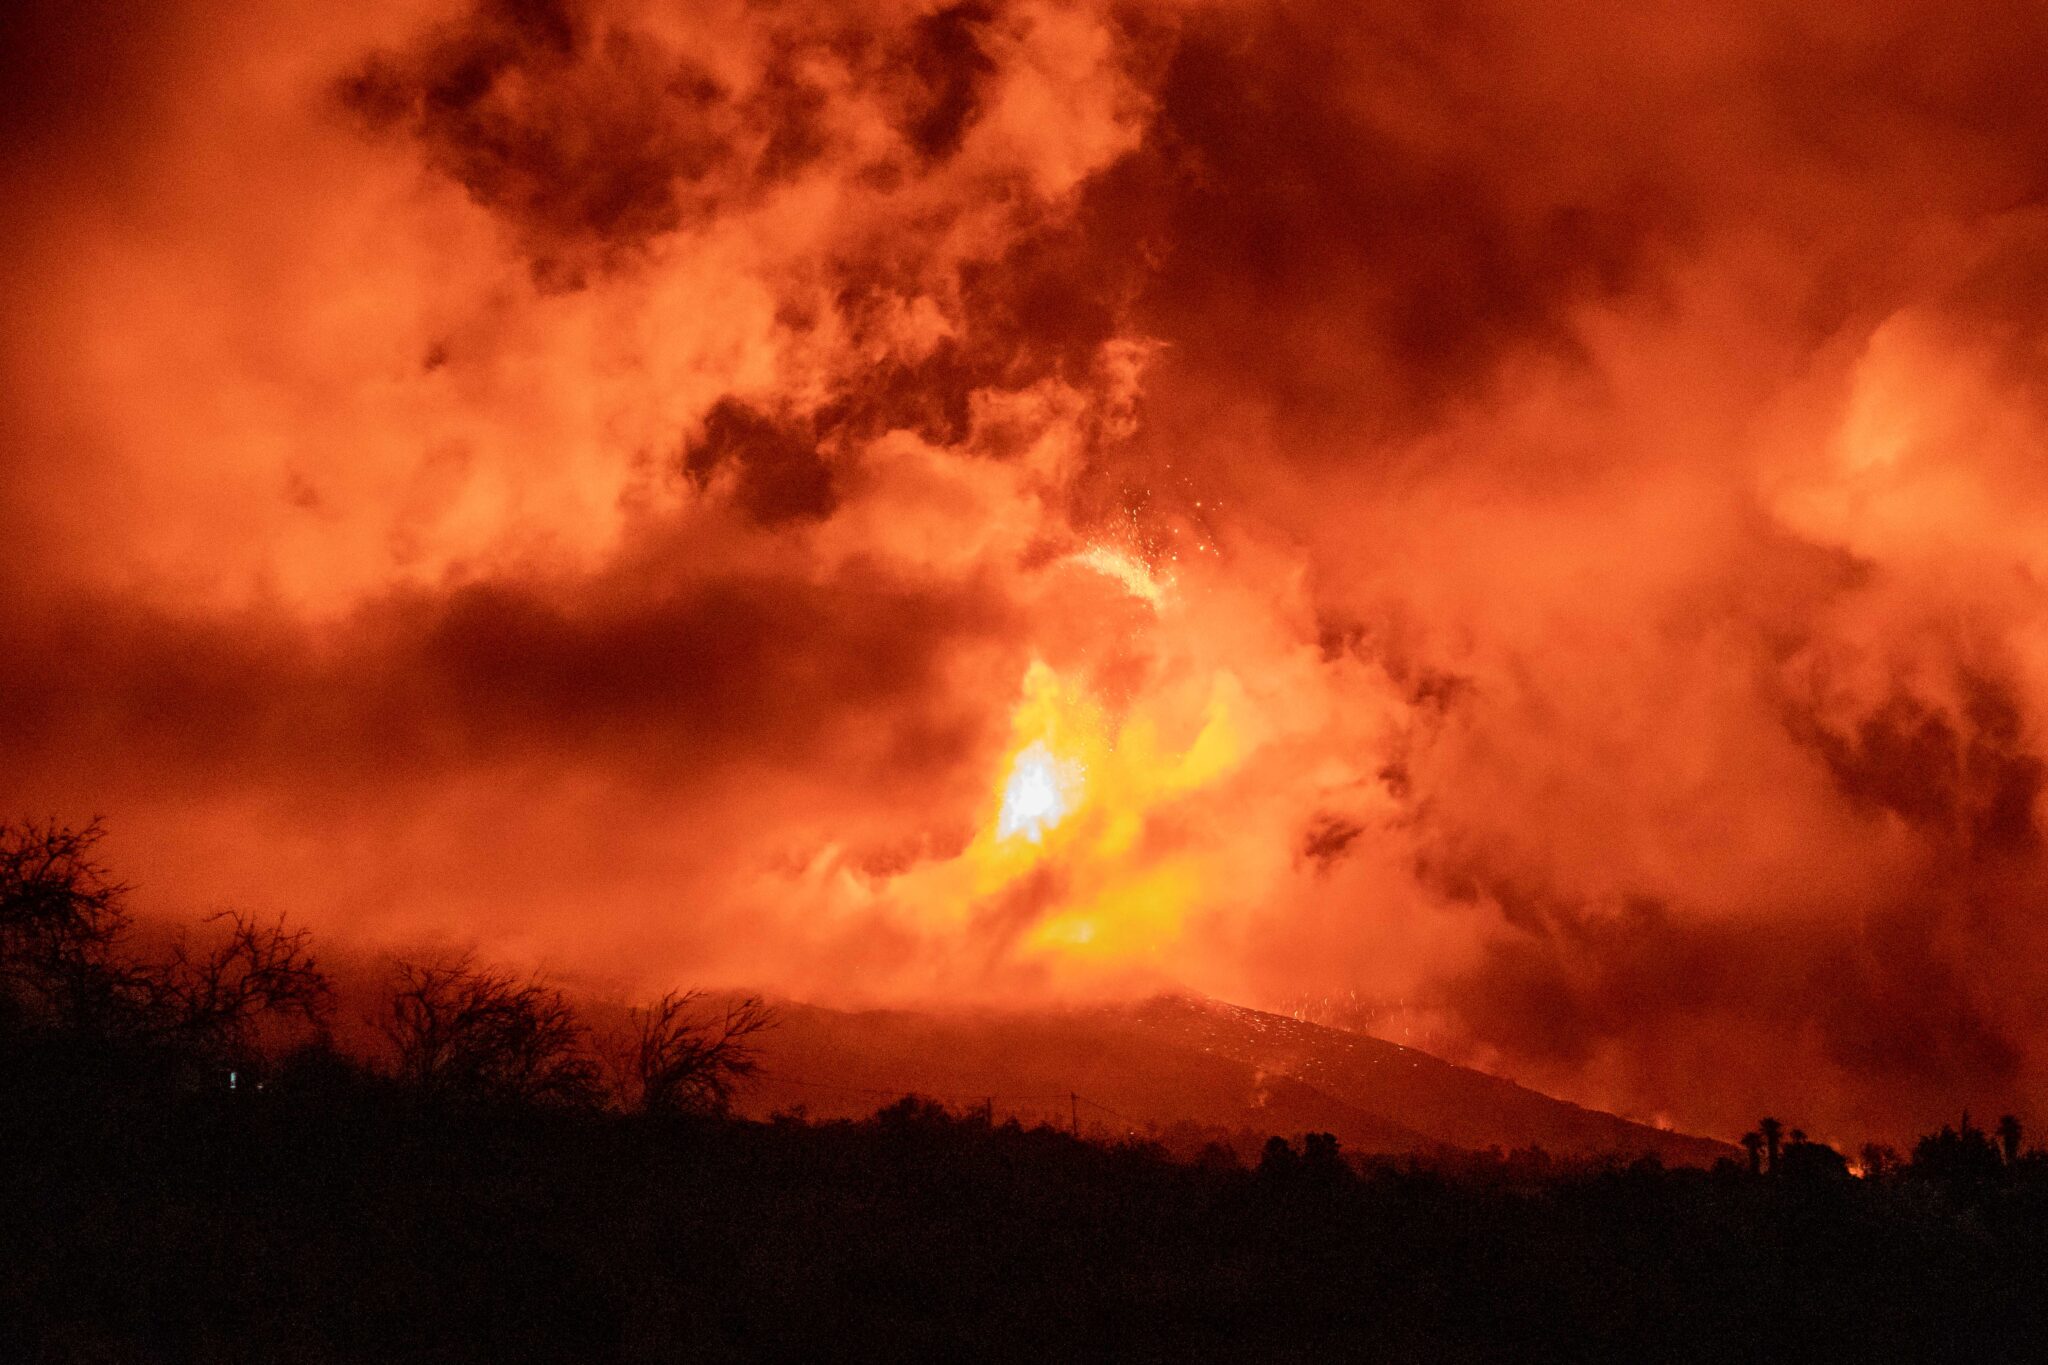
[936,658,1248,967]
[997,741,1083,843]
[866,548,1268,980]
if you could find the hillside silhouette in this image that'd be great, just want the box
[13,817,2048,1362]
[747,995,1732,1165]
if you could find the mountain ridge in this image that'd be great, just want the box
[741,992,1736,1166]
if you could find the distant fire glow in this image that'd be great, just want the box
[998,741,1081,843]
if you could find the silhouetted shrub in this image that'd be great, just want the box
[1778,1136,1851,1183]
[1910,1115,2007,1196]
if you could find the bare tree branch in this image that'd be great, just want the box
[0,817,148,1037]
[379,954,603,1109]
[627,990,776,1116]
[148,910,332,1056]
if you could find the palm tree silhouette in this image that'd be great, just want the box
[1759,1117,1783,1174]
[1741,1131,1764,1175]
[1997,1114,2023,1166]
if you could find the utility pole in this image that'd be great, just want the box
[1071,1092,1079,1136]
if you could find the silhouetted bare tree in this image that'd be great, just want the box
[3,820,334,1073]
[0,818,146,1037]
[625,990,775,1116]
[147,911,331,1058]
[380,955,602,1108]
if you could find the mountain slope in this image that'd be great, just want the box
[1120,995,1731,1163]
[742,994,1734,1166]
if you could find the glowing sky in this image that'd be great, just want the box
[7,0,2048,1142]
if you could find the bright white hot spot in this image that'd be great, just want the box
[998,741,1081,842]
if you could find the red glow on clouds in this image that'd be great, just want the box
[7,0,2048,1142]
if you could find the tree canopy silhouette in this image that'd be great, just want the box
[0,817,141,1037]
[379,954,603,1108]
[1909,1114,2006,1195]
[149,910,331,1060]
[624,988,775,1116]
[2,819,330,1057]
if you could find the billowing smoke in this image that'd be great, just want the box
[6,0,2048,1142]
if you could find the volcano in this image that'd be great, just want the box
[742,994,1735,1166]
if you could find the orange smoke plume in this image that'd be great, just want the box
[7,0,2048,1144]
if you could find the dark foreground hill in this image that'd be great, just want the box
[8,1047,2048,1365]
[9,816,2036,1361]
[744,994,1733,1165]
